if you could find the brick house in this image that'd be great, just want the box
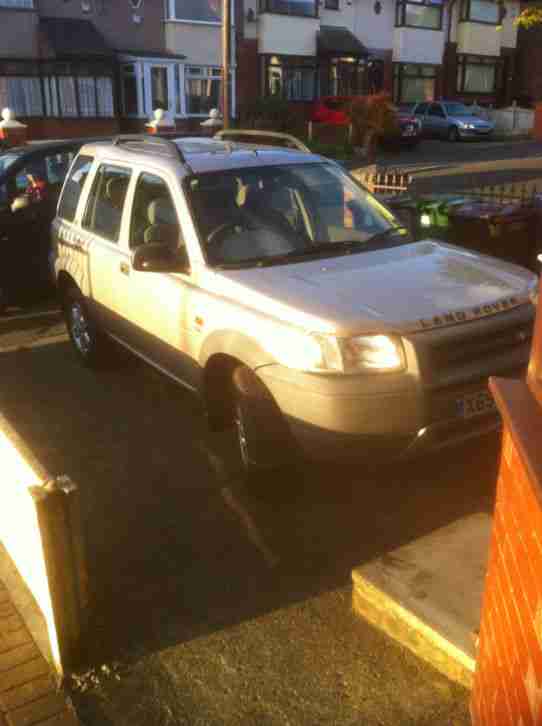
[0,0,239,138]
[236,0,521,116]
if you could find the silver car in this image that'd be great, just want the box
[50,133,536,479]
[413,101,495,142]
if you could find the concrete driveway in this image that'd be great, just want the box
[0,309,501,724]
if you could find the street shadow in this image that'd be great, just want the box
[0,340,500,669]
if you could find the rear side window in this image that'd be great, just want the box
[58,154,93,223]
[83,164,131,244]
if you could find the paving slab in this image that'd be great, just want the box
[352,511,491,689]
[0,580,79,726]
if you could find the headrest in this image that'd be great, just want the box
[106,177,127,207]
[147,197,177,226]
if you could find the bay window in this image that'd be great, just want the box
[460,0,501,23]
[265,56,317,101]
[185,66,221,116]
[456,54,501,94]
[393,63,438,103]
[395,0,443,29]
[0,77,42,116]
[259,0,318,17]
[168,0,221,22]
[0,0,34,7]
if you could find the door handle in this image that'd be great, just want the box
[120,261,130,276]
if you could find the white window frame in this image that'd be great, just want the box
[119,56,181,119]
[143,62,176,117]
[166,0,235,26]
[0,0,34,8]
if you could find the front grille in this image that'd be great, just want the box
[430,322,532,371]
[409,305,535,388]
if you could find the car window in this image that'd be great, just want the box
[0,152,22,176]
[188,162,404,268]
[130,173,182,250]
[428,103,445,118]
[58,154,94,223]
[83,164,131,243]
[414,103,428,115]
[45,152,75,185]
[443,103,469,116]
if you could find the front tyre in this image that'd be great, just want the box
[63,287,104,368]
[448,126,460,142]
[232,365,293,478]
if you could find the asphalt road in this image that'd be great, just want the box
[374,138,542,194]
[0,307,501,725]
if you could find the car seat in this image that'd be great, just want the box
[144,197,179,247]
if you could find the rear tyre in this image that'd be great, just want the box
[63,286,106,368]
[232,365,294,479]
[448,126,460,142]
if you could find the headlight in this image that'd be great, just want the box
[459,123,475,130]
[267,330,406,374]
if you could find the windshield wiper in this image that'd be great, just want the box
[364,226,409,247]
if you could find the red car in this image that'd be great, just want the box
[311,96,422,149]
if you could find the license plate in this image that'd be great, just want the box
[456,390,497,419]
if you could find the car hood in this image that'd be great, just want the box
[452,114,493,127]
[214,241,535,337]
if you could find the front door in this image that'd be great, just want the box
[113,171,201,391]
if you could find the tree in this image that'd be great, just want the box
[515,5,542,28]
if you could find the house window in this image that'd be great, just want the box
[456,54,501,94]
[393,63,438,103]
[0,0,34,7]
[265,55,317,101]
[151,67,169,111]
[325,0,339,9]
[395,0,443,29]
[169,0,222,22]
[259,0,318,18]
[121,64,139,115]
[328,58,368,96]
[0,77,42,116]
[185,66,221,115]
[460,0,500,23]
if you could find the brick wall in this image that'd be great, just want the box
[516,26,542,104]
[471,386,542,725]
[23,118,120,141]
[236,39,259,115]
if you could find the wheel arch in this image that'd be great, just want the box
[200,331,276,431]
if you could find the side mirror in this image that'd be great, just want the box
[10,194,30,213]
[131,243,189,273]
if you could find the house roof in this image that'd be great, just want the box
[318,26,369,57]
[40,17,113,58]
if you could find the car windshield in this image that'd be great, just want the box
[0,152,22,177]
[443,103,470,116]
[187,162,408,268]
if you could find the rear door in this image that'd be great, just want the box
[79,161,132,328]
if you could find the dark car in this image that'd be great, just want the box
[0,139,95,313]
[310,96,422,148]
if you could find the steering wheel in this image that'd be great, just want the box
[207,222,241,249]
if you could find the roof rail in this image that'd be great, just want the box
[112,134,187,164]
[213,129,311,154]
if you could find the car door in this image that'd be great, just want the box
[79,161,132,329]
[426,103,448,138]
[112,170,201,391]
[413,102,429,135]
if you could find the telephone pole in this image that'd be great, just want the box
[222,0,231,129]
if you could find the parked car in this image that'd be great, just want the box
[412,101,495,142]
[51,133,536,478]
[0,138,103,314]
[310,96,422,148]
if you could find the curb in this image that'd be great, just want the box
[351,512,492,691]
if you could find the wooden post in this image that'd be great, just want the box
[222,0,231,130]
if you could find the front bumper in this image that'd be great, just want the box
[256,361,523,463]
[457,127,494,139]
